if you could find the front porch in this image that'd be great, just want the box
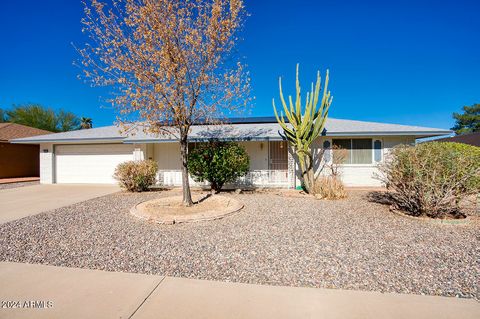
[157,169,290,188]
[141,140,293,189]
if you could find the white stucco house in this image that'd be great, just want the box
[12,117,451,188]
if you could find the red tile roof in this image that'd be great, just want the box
[0,123,52,142]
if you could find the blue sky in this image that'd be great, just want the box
[0,0,478,129]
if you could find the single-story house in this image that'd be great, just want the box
[433,131,480,147]
[0,123,52,179]
[12,117,451,187]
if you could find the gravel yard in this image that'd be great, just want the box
[0,190,478,299]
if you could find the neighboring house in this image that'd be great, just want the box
[12,117,451,187]
[0,123,52,179]
[433,132,480,147]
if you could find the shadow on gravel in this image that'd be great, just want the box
[365,191,395,205]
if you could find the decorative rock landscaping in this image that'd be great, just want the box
[0,190,478,299]
[130,194,244,224]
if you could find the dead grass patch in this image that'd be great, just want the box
[131,194,243,224]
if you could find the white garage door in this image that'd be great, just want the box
[55,144,134,184]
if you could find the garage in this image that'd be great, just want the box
[55,144,134,184]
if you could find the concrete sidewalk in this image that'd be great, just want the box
[0,262,478,319]
[0,184,119,224]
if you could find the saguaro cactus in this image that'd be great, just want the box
[273,64,333,193]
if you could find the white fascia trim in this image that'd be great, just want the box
[324,131,452,137]
[11,137,125,144]
[123,137,285,143]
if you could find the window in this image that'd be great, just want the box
[332,138,372,164]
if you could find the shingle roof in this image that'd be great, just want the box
[124,118,452,142]
[12,117,452,143]
[14,125,125,142]
[0,123,52,142]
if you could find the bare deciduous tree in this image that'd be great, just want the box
[328,145,348,178]
[78,0,251,205]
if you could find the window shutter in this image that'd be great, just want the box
[323,140,331,162]
[374,140,382,162]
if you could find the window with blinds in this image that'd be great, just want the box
[332,138,373,164]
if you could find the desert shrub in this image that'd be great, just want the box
[313,176,347,200]
[114,160,158,192]
[311,145,348,199]
[376,142,480,218]
[188,141,249,192]
[328,145,349,177]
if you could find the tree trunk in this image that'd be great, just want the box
[299,153,315,194]
[298,154,309,192]
[305,154,315,194]
[180,133,193,207]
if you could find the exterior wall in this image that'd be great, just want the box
[146,141,271,171]
[153,141,272,173]
[151,136,416,188]
[154,142,181,170]
[38,135,415,187]
[39,143,54,184]
[335,166,382,187]
[0,142,40,178]
[293,136,415,188]
[145,143,154,160]
[153,142,186,186]
[153,141,288,188]
[237,141,268,170]
[383,136,415,156]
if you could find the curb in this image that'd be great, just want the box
[130,195,244,225]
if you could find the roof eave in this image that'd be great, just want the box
[11,137,125,144]
[123,136,285,143]
[10,130,453,144]
[324,131,452,137]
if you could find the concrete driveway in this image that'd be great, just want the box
[0,184,119,224]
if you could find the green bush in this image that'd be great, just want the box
[114,160,158,192]
[188,141,250,192]
[376,142,480,218]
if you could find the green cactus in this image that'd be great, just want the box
[273,64,333,193]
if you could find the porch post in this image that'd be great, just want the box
[287,147,296,189]
[133,143,147,161]
[39,143,54,184]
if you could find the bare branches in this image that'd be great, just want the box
[78,0,250,205]
[375,143,480,218]
[78,0,251,136]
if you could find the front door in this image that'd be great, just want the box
[269,141,288,170]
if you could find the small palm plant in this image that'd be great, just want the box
[273,64,333,193]
[80,117,93,129]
